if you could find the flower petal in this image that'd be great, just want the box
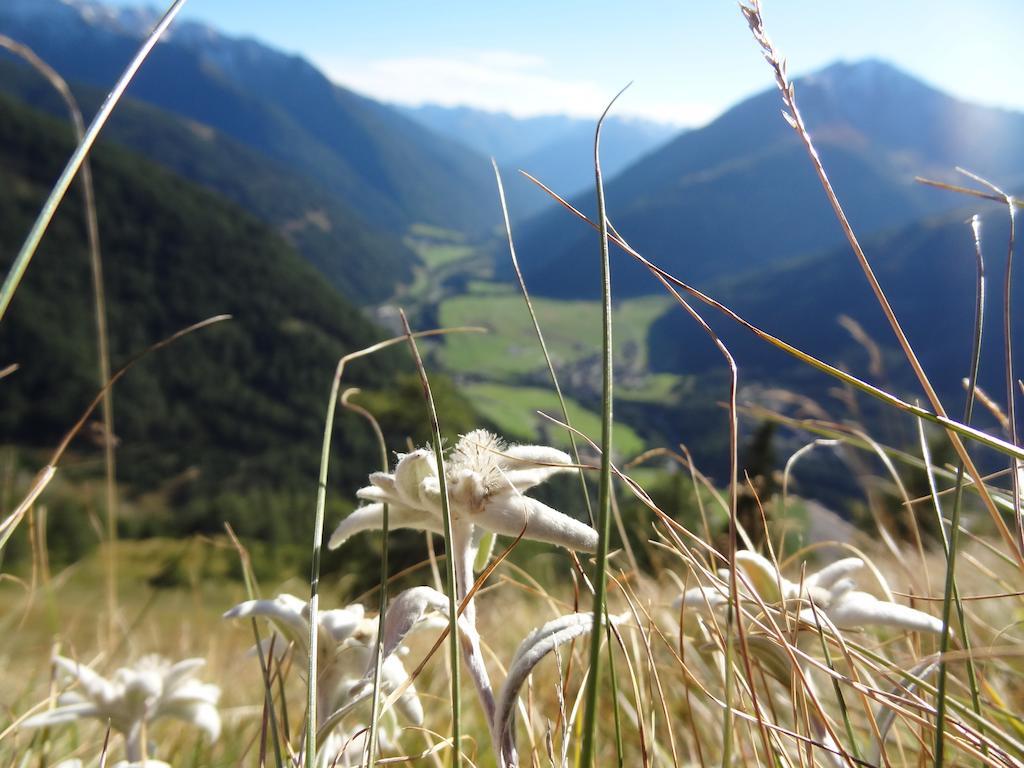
[320,605,365,642]
[357,472,404,504]
[53,656,112,701]
[356,485,388,503]
[676,585,728,611]
[497,447,574,492]
[162,658,206,690]
[418,475,443,513]
[370,471,398,495]
[393,449,437,508]
[491,469,551,496]
[164,679,221,706]
[318,729,367,768]
[500,444,573,471]
[223,594,309,648]
[735,551,786,603]
[476,495,597,552]
[805,557,864,591]
[369,586,453,669]
[826,591,943,634]
[327,503,442,549]
[22,702,101,729]
[383,654,423,725]
[157,697,222,741]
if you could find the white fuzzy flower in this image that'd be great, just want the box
[326,430,599,768]
[23,655,220,762]
[224,593,424,760]
[678,550,943,634]
[328,429,597,555]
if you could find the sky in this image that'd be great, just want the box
[103,0,1022,127]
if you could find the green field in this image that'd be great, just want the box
[616,372,689,402]
[462,381,646,458]
[399,224,488,302]
[437,284,673,378]
[406,240,475,269]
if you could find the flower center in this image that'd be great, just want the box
[448,430,505,512]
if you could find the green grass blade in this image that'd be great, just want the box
[303,327,482,767]
[0,0,189,323]
[935,214,988,765]
[579,84,628,768]
[399,310,462,767]
[491,159,595,525]
[339,390,390,768]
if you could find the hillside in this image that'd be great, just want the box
[647,203,1023,442]
[0,57,414,304]
[512,59,1024,298]
[0,93,480,550]
[0,0,498,236]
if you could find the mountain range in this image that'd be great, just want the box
[0,90,384,525]
[510,59,1024,299]
[402,105,679,219]
[0,90,490,559]
[2,0,1022,521]
[0,0,500,241]
[637,198,1023,489]
[0,57,417,303]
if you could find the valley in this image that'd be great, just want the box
[2,0,1022,564]
[2,4,1023,767]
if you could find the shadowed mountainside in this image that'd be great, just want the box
[512,60,1024,298]
[0,93,487,552]
[0,0,498,237]
[0,57,415,303]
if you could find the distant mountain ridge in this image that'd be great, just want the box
[403,104,680,219]
[402,104,677,165]
[0,57,413,303]
[647,200,1023,427]
[0,0,498,237]
[511,59,1024,298]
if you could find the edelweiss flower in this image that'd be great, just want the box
[678,550,943,634]
[224,593,424,762]
[23,655,220,762]
[327,430,599,768]
[329,429,597,556]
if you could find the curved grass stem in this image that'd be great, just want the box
[304,325,482,766]
[0,0,190,323]
[0,32,121,651]
[399,310,463,768]
[579,84,630,768]
[339,389,390,768]
[934,215,988,764]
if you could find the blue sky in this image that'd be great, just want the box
[110,0,1021,126]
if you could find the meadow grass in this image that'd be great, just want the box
[437,286,670,378]
[408,242,476,271]
[460,381,645,457]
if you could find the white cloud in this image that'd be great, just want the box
[312,50,715,126]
